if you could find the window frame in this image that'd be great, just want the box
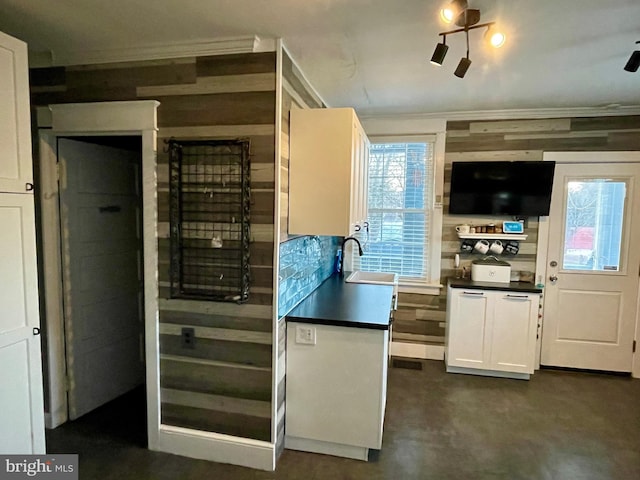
[363,133,445,294]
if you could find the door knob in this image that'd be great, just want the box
[549,275,558,283]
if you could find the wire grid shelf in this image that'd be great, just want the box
[168,139,251,302]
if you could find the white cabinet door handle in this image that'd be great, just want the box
[505,294,529,300]
[462,291,484,296]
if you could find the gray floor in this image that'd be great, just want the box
[46,359,640,479]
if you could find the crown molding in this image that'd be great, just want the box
[41,35,275,67]
[362,105,640,123]
[280,41,328,109]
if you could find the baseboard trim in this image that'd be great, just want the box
[44,413,53,430]
[390,341,444,360]
[44,406,67,430]
[446,364,531,380]
[285,435,369,461]
[154,425,275,471]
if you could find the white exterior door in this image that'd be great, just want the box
[0,31,33,193]
[0,195,45,453]
[58,137,144,420]
[541,162,640,372]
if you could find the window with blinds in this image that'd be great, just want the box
[354,141,434,281]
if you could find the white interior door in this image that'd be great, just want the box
[58,137,144,420]
[541,162,640,372]
[0,31,32,193]
[0,194,45,453]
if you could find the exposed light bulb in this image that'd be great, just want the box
[489,31,506,48]
[440,0,468,25]
[484,27,506,48]
[440,7,455,23]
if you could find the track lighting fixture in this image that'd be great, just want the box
[430,38,449,66]
[454,31,472,78]
[454,57,472,78]
[430,0,505,78]
[624,41,640,72]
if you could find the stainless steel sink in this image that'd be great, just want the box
[345,271,398,309]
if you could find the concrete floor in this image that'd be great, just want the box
[46,359,640,479]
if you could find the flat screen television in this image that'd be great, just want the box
[448,161,556,216]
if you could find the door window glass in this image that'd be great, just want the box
[563,179,626,271]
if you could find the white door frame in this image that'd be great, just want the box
[38,101,276,471]
[37,102,160,450]
[536,151,640,378]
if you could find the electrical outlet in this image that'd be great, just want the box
[181,327,195,349]
[295,325,316,345]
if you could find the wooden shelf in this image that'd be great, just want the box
[457,233,528,241]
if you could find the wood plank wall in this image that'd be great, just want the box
[30,52,278,441]
[275,47,326,456]
[394,115,640,349]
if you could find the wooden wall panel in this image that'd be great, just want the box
[161,404,271,442]
[66,63,197,88]
[197,52,276,76]
[30,51,278,441]
[156,91,275,127]
[160,335,272,368]
[137,72,275,97]
[395,115,640,348]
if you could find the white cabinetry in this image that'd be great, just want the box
[289,108,369,236]
[445,286,540,379]
[285,322,388,460]
[0,32,33,193]
[0,30,45,454]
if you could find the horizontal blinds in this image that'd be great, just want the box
[354,142,433,280]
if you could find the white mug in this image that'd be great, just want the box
[489,240,504,255]
[455,224,470,234]
[474,239,490,254]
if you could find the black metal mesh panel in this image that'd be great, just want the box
[169,139,250,302]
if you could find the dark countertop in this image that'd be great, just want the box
[286,273,394,330]
[449,278,542,293]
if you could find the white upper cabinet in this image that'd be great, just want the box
[289,108,369,236]
[0,31,33,193]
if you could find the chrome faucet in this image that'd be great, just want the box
[340,236,363,275]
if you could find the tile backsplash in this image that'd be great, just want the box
[278,235,341,318]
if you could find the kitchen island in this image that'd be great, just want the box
[285,274,394,461]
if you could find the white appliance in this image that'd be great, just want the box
[471,257,511,283]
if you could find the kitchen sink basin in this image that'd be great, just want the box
[345,271,398,309]
[346,271,398,285]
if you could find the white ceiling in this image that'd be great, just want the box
[1,0,639,116]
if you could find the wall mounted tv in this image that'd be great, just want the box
[448,161,556,216]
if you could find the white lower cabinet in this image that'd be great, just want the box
[285,322,388,460]
[445,286,540,379]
